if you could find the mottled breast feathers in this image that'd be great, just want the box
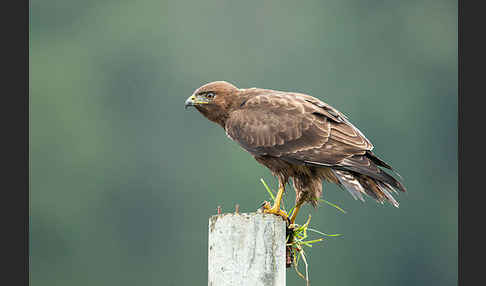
[225,91,373,166]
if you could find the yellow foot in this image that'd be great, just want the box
[289,203,302,225]
[262,201,289,221]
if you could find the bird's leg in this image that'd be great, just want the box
[289,201,303,225]
[263,185,288,220]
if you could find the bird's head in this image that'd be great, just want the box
[185,81,240,126]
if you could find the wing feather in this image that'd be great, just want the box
[225,92,372,165]
[224,89,405,207]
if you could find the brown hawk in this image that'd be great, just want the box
[185,81,406,223]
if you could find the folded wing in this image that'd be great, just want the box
[225,91,405,206]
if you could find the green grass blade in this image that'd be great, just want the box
[260,178,275,200]
[307,228,342,237]
[318,198,347,214]
[302,238,324,244]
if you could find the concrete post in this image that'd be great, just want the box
[208,212,287,286]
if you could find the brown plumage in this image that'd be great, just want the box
[185,81,406,222]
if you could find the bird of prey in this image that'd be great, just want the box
[185,81,406,224]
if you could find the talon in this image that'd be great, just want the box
[263,203,289,221]
[260,201,270,209]
[288,223,298,230]
[261,186,289,222]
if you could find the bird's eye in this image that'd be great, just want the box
[206,92,215,99]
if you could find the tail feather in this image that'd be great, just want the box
[376,181,400,207]
[330,155,405,208]
[339,156,407,193]
[366,150,403,180]
[332,170,366,202]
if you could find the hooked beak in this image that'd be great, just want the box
[185,94,209,109]
[184,95,195,109]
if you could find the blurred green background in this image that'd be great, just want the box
[30,0,457,285]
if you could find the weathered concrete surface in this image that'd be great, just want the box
[208,212,286,286]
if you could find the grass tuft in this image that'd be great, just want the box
[259,178,343,285]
